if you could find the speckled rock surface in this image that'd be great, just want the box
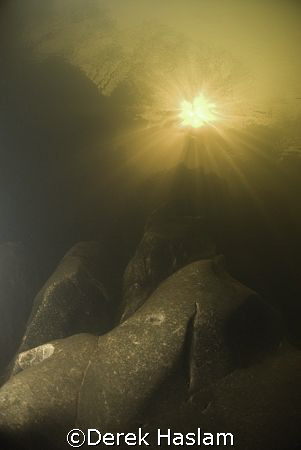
[204,348,301,450]
[18,241,112,353]
[12,342,57,377]
[0,334,98,450]
[143,348,301,450]
[0,259,282,449]
[121,208,216,321]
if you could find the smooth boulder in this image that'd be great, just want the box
[121,207,216,321]
[18,241,112,353]
[0,259,282,449]
[0,334,98,450]
[143,347,301,450]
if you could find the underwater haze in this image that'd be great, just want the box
[0,0,301,332]
[0,2,301,449]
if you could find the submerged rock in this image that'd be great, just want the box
[0,243,38,378]
[143,347,301,450]
[0,334,98,450]
[204,348,301,450]
[18,241,113,353]
[121,206,216,321]
[0,259,282,449]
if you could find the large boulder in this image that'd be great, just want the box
[0,334,98,450]
[142,347,301,450]
[18,241,113,353]
[203,347,301,450]
[120,206,216,321]
[0,242,38,378]
[0,259,282,449]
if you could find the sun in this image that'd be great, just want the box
[179,93,218,128]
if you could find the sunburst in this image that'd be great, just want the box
[179,94,218,128]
